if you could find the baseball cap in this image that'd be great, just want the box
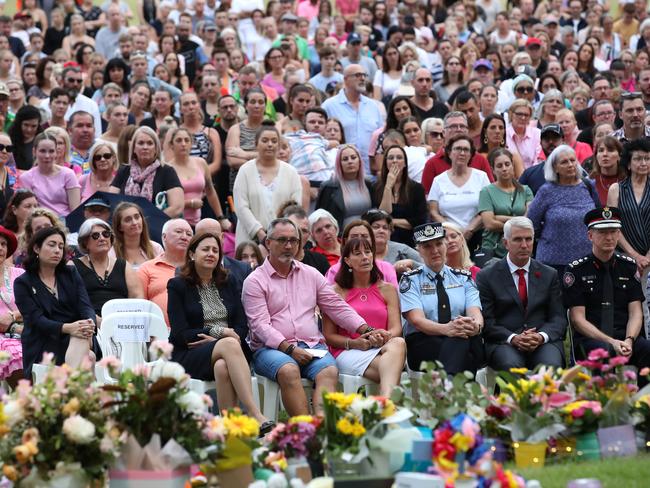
[526,37,542,48]
[281,13,298,22]
[0,83,9,97]
[347,32,362,44]
[473,59,494,71]
[541,124,562,138]
[84,196,111,209]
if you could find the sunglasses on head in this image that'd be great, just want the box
[516,86,534,94]
[93,152,113,162]
[0,143,13,153]
[90,230,112,240]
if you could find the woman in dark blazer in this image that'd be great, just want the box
[315,144,375,233]
[14,227,97,379]
[167,232,271,428]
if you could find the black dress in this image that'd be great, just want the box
[372,180,428,247]
[73,258,129,316]
[167,274,250,380]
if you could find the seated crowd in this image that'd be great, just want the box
[0,0,650,424]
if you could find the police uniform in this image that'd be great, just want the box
[399,223,483,374]
[562,207,650,370]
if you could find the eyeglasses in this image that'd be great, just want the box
[93,152,113,161]
[513,111,531,118]
[268,55,284,60]
[428,131,444,138]
[0,143,14,152]
[66,78,83,84]
[451,146,471,153]
[446,123,468,131]
[516,86,534,94]
[269,237,300,246]
[631,155,650,163]
[90,230,112,240]
[347,72,368,79]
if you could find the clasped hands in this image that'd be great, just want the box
[511,328,544,352]
[351,329,392,351]
[445,316,481,339]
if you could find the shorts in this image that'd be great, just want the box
[253,342,337,381]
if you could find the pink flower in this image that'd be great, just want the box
[578,360,602,370]
[588,349,609,361]
[640,367,650,376]
[609,356,629,367]
[149,340,173,360]
[572,407,585,418]
[98,356,122,372]
[624,370,637,381]
[548,392,574,408]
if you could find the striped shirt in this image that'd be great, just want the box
[618,178,650,256]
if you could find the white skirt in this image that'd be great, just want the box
[336,347,382,376]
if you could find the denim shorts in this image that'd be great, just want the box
[253,342,337,381]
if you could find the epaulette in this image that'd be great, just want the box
[615,252,636,265]
[567,257,589,269]
[403,267,423,277]
[450,267,472,277]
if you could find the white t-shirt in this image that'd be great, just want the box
[427,169,490,229]
[404,146,429,184]
[372,70,402,99]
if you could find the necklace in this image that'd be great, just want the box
[40,275,57,297]
[88,257,110,287]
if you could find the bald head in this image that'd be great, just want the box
[343,64,368,94]
[412,68,433,97]
[195,218,222,238]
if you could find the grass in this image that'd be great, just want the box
[514,454,650,488]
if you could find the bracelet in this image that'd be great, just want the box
[285,344,296,356]
[364,326,375,334]
[625,336,636,343]
[215,215,226,221]
[345,338,350,350]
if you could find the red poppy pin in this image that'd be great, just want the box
[534,271,541,279]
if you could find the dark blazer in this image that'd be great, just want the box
[315,179,375,233]
[167,273,251,359]
[476,258,567,360]
[14,266,96,378]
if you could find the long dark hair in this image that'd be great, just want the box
[103,58,131,93]
[382,42,403,73]
[2,190,36,232]
[111,202,156,260]
[8,105,42,145]
[478,113,506,153]
[334,237,383,289]
[179,232,228,287]
[34,56,54,89]
[375,144,416,205]
[23,227,68,275]
[488,147,523,191]
[385,96,417,131]
[591,136,625,178]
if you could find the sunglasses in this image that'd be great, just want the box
[93,152,113,161]
[0,143,13,152]
[516,86,534,94]
[66,78,83,84]
[428,131,444,138]
[90,230,112,240]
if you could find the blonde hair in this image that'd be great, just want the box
[128,126,163,166]
[43,126,70,163]
[442,221,474,269]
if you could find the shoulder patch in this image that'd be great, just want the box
[563,272,575,288]
[615,253,636,264]
[403,267,423,277]
[450,268,472,277]
[399,276,412,293]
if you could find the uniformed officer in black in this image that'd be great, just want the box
[399,222,484,374]
[563,207,650,371]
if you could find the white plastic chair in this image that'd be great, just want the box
[31,363,50,384]
[188,377,261,412]
[339,373,379,395]
[255,373,313,421]
[100,298,165,323]
[95,311,169,384]
[406,364,424,402]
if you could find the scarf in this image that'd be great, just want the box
[123,159,161,202]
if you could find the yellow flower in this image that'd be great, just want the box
[336,417,366,437]
[2,464,17,481]
[509,368,528,375]
[62,398,80,417]
[289,415,314,424]
[223,413,259,438]
[325,392,360,409]
[381,399,396,418]
[450,433,472,452]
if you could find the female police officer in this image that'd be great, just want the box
[399,222,484,374]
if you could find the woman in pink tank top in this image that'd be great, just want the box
[167,128,229,227]
[323,237,406,397]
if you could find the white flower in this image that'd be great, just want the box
[349,397,376,418]
[3,400,25,427]
[62,415,96,444]
[149,360,187,383]
[179,391,207,415]
[467,404,486,423]
[149,340,174,360]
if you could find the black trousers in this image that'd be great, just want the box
[406,332,483,375]
[487,342,564,371]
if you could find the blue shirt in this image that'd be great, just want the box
[399,264,481,337]
[321,89,384,174]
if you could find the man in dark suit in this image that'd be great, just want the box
[560,0,587,36]
[476,217,567,370]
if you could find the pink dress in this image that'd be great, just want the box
[329,283,389,376]
[180,160,206,226]
[0,266,25,379]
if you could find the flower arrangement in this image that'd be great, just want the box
[560,401,603,435]
[633,368,650,432]
[429,413,525,488]
[0,355,124,485]
[100,342,213,466]
[265,415,322,462]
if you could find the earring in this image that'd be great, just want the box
[483,136,488,145]
[501,138,505,146]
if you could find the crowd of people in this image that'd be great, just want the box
[0,0,649,422]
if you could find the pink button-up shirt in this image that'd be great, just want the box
[506,124,542,169]
[243,258,366,351]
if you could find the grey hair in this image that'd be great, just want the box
[308,208,339,234]
[503,217,534,241]
[78,218,112,254]
[266,218,299,239]
[443,111,467,126]
[161,218,190,242]
[544,144,578,183]
[535,89,564,119]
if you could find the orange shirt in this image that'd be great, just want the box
[137,255,176,327]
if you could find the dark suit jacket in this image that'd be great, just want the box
[167,274,251,359]
[14,266,96,378]
[560,17,587,32]
[315,179,375,233]
[476,258,567,360]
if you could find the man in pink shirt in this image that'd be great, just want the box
[243,218,388,415]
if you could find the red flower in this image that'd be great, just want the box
[534,271,541,278]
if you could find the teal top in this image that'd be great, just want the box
[478,183,533,258]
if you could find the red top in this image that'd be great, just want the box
[421,150,495,195]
